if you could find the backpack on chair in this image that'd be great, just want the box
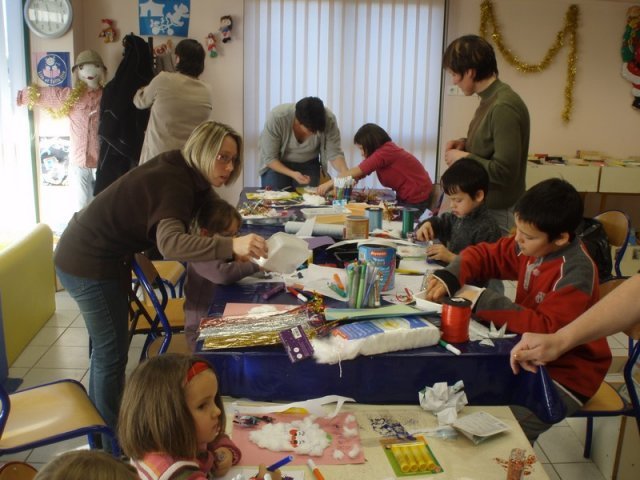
[576,217,613,282]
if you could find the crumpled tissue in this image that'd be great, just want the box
[418,380,468,425]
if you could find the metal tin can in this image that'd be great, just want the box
[358,243,396,291]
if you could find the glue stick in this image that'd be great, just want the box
[402,445,420,472]
[409,444,429,471]
[390,444,412,473]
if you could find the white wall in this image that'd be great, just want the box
[26,0,640,220]
[28,0,244,203]
[443,0,639,161]
[443,0,640,224]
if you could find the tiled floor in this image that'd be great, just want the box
[1,289,626,478]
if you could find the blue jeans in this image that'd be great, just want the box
[55,267,129,437]
[260,158,321,190]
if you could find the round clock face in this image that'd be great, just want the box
[24,0,73,39]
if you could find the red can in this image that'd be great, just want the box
[440,297,472,343]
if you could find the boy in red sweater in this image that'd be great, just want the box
[425,178,612,443]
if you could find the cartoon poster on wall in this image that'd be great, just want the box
[33,52,71,88]
[39,136,70,186]
[138,0,190,36]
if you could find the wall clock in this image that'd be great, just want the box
[23,0,73,39]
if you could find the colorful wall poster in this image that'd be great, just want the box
[34,52,71,88]
[138,0,190,36]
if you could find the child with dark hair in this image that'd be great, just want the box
[425,178,612,443]
[134,38,212,164]
[184,193,260,351]
[259,96,348,189]
[316,123,434,214]
[119,354,280,480]
[415,157,501,264]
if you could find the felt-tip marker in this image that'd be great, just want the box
[261,283,284,300]
[287,287,308,303]
[267,455,293,472]
[439,339,461,355]
[307,458,326,480]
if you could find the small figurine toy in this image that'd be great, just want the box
[99,18,117,43]
[206,32,218,58]
[220,15,233,43]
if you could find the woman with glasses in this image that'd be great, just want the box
[54,121,268,448]
[134,38,213,164]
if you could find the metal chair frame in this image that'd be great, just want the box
[570,278,640,458]
[132,254,188,358]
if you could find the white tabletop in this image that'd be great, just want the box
[223,401,549,480]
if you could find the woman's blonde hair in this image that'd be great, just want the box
[33,450,138,480]
[182,121,243,185]
[118,354,227,460]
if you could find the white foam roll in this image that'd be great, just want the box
[284,221,345,238]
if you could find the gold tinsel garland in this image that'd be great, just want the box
[25,81,88,119]
[479,0,579,123]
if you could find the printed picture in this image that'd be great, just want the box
[39,136,70,186]
[138,0,190,36]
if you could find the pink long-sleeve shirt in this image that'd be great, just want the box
[18,86,102,168]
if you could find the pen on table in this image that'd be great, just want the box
[287,287,308,303]
[438,339,461,355]
[267,454,294,472]
[307,458,326,480]
[261,283,284,300]
[395,268,424,275]
[333,272,345,291]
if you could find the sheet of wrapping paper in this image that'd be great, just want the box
[199,303,319,350]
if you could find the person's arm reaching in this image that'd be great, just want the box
[329,156,349,176]
[511,274,640,374]
[316,165,364,195]
[156,218,267,262]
